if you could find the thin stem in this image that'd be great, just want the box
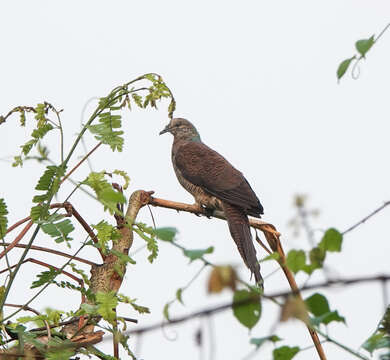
[6,216,31,234]
[342,200,390,235]
[113,310,119,359]
[60,142,102,185]
[54,109,64,164]
[0,221,33,260]
[1,238,88,323]
[0,225,40,313]
[4,304,51,341]
[315,328,369,360]
[0,236,12,281]
[80,97,100,172]
[375,22,390,43]
[1,242,96,266]
[0,258,83,287]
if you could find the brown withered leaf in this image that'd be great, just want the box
[280,296,309,325]
[207,266,237,293]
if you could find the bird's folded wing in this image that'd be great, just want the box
[174,142,263,216]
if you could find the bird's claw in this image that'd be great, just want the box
[204,207,215,219]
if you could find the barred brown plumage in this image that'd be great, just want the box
[160,118,264,288]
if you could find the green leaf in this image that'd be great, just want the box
[129,301,150,314]
[308,247,325,269]
[286,250,306,274]
[319,228,343,252]
[113,169,130,190]
[31,123,53,140]
[362,332,390,354]
[41,218,74,244]
[305,293,330,316]
[305,293,345,325]
[69,263,91,285]
[88,111,124,152]
[30,205,48,222]
[176,288,184,305]
[337,56,356,80]
[134,225,159,263]
[273,345,300,360]
[84,171,126,214]
[311,310,345,326]
[31,165,64,221]
[92,220,121,253]
[132,93,143,108]
[96,291,118,323]
[260,252,280,263]
[13,106,53,163]
[163,303,170,320]
[250,335,281,348]
[80,303,98,315]
[12,155,23,167]
[35,165,58,191]
[355,35,375,58]
[183,246,214,262]
[0,198,8,239]
[153,227,177,242]
[232,289,261,330]
[117,293,150,314]
[111,249,136,265]
[380,305,390,334]
[46,338,75,360]
[31,268,58,288]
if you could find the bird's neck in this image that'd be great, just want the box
[173,134,201,143]
[172,135,201,153]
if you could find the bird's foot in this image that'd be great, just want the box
[193,203,203,217]
[203,206,215,219]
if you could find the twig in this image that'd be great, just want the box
[1,242,96,266]
[29,316,137,333]
[60,142,102,185]
[342,200,390,235]
[1,239,88,322]
[315,328,369,360]
[0,258,85,303]
[120,273,390,337]
[4,304,51,341]
[5,216,31,235]
[275,240,326,360]
[0,221,33,259]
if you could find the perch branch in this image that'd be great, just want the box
[147,194,325,359]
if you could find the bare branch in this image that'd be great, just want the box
[123,274,390,336]
[1,243,96,266]
[342,200,390,235]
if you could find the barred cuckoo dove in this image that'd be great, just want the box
[160,118,264,287]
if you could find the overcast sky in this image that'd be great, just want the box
[1,1,390,359]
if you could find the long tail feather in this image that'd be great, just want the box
[222,202,263,288]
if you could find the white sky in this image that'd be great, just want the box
[1,1,390,359]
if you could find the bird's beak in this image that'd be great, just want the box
[159,125,171,135]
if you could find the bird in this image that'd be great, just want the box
[160,118,264,287]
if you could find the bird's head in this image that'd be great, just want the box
[159,118,201,142]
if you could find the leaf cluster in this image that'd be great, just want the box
[286,228,342,275]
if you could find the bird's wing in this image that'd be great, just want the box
[174,141,263,216]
